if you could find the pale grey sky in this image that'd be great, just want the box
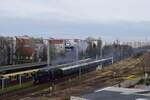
[0,0,150,41]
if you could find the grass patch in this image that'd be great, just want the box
[0,81,33,94]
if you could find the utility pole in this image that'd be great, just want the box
[143,52,150,85]
[144,59,148,85]
[97,39,103,70]
[47,40,53,93]
[47,40,50,66]
[100,42,103,59]
[76,41,81,79]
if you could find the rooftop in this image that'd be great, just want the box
[71,87,150,100]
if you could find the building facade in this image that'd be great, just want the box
[0,37,14,65]
[15,36,45,64]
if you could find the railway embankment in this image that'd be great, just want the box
[0,55,145,100]
[28,56,144,100]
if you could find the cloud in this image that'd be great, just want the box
[0,17,149,39]
[0,0,150,41]
[0,0,150,22]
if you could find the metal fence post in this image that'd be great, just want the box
[112,56,114,64]
[2,78,4,90]
[19,75,22,87]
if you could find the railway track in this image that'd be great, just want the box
[0,56,143,100]
[0,84,51,100]
[30,57,143,99]
[0,73,79,100]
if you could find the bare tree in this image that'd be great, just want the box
[0,37,13,65]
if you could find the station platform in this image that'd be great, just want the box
[0,62,47,74]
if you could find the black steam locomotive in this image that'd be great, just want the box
[33,58,113,84]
